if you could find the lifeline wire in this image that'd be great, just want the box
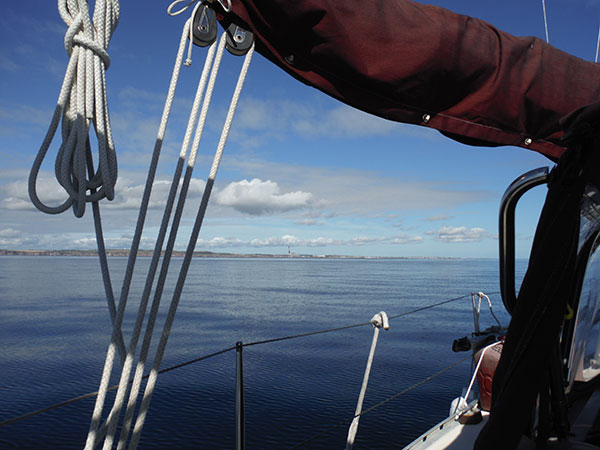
[287,353,473,450]
[1,292,485,429]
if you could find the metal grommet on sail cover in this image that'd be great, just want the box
[524,137,532,146]
[422,114,431,123]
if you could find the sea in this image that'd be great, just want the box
[0,256,524,449]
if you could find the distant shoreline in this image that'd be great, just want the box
[0,249,459,260]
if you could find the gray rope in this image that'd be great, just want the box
[99,35,220,450]
[83,18,191,450]
[29,0,119,217]
[28,0,126,365]
[116,37,225,450]
[127,40,255,450]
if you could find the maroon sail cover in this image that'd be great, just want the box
[217,0,600,160]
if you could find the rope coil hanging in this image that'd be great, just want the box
[29,0,120,218]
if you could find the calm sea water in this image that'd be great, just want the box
[0,256,521,449]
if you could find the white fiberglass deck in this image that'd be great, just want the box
[403,411,489,450]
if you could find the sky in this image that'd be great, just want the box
[1,0,599,258]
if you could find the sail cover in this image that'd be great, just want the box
[217,0,600,160]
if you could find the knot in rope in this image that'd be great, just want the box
[370,311,389,330]
[29,0,120,217]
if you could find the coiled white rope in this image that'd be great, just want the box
[28,0,127,365]
[29,0,119,218]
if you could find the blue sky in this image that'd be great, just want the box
[1,0,599,258]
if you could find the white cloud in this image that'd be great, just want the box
[425,214,454,222]
[297,218,321,226]
[1,177,66,211]
[427,226,491,243]
[223,158,491,216]
[1,174,207,212]
[0,104,54,130]
[294,105,400,137]
[214,179,314,215]
[0,228,21,238]
[105,177,205,210]
[232,97,437,146]
[196,233,423,249]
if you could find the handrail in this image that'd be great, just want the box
[499,167,549,314]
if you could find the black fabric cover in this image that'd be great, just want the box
[474,105,600,449]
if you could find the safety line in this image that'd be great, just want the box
[387,292,498,320]
[287,353,473,450]
[243,322,372,347]
[0,293,496,429]
[0,346,237,428]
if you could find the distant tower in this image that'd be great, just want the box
[288,245,291,256]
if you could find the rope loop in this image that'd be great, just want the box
[29,0,120,217]
[167,0,231,16]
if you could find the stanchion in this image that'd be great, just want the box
[236,341,245,450]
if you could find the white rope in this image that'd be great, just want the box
[167,0,231,16]
[127,40,255,450]
[83,18,191,450]
[346,312,389,450]
[28,0,127,364]
[452,340,502,418]
[99,34,220,450]
[541,0,550,44]
[29,0,119,218]
[595,24,600,63]
[116,34,227,450]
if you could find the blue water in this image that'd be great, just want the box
[0,256,518,449]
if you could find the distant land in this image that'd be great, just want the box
[0,249,456,260]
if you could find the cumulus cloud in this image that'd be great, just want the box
[426,226,491,243]
[1,177,67,211]
[0,175,207,212]
[214,178,314,215]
